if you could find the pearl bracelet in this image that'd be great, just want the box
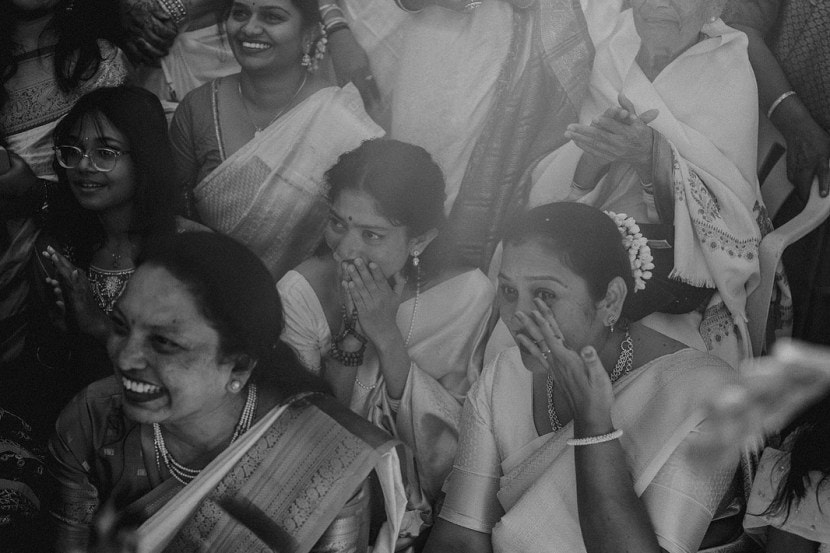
[566,428,623,447]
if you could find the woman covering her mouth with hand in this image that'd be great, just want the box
[278,138,494,549]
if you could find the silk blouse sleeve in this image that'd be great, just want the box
[438,358,504,533]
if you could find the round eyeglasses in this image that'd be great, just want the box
[53,145,131,173]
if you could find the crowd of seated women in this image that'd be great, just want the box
[1,0,828,551]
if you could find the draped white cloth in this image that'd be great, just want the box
[278,269,494,540]
[440,347,739,553]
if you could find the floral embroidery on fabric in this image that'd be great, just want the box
[755,201,774,237]
[681,170,760,261]
[1,42,128,135]
[87,266,134,314]
[700,302,737,351]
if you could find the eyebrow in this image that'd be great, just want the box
[329,208,392,232]
[498,272,567,286]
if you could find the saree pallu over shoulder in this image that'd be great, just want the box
[136,393,404,553]
[193,84,384,279]
[491,349,736,553]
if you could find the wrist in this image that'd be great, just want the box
[573,413,614,439]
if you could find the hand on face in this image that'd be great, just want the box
[340,258,405,345]
[513,298,615,429]
[565,93,659,181]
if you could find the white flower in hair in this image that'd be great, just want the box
[604,211,654,292]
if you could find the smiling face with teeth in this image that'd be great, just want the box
[108,264,248,429]
[226,0,309,73]
[62,113,137,214]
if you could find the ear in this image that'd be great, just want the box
[224,353,257,393]
[408,228,439,257]
[596,276,628,327]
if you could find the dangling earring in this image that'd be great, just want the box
[65,0,75,12]
[411,250,420,267]
[229,380,242,393]
[301,24,328,73]
[607,315,617,334]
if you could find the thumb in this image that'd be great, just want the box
[580,346,606,377]
[618,92,637,115]
[639,109,660,124]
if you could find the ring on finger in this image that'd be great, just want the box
[464,1,482,11]
[541,348,552,360]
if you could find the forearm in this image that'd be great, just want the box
[321,356,358,405]
[648,131,675,223]
[374,331,411,400]
[574,419,662,553]
[572,153,610,194]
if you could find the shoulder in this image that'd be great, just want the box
[645,349,735,402]
[430,268,495,300]
[283,257,335,298]
[175,79,217,115]
[54,376,127,450]
[473,346,526,404]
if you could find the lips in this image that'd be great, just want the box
[121,376,166,403]
[72,181,107,190]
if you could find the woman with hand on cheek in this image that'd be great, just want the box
[278,138,494,549]
[426,202,746,553]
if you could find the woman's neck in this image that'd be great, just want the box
[159,392,247,464]
[238,66,308,111]
[635,34,702,82]
[596,328,626,376]
[98,203,134,243]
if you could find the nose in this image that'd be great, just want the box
[110,332,147,373]
[76,151,97,173]
[335,231,363,263]
[242,16,263,35]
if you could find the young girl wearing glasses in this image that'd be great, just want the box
[9,86,196,438]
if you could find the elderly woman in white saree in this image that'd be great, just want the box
[169,0,383,279]
[425,203,745,553]
[528,0,787,369]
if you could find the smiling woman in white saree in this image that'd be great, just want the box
[169,0,383,279]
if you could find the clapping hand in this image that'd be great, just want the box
[514,298,615,433]
[342,258,406,346]
[566,93,660,182]
[42,246,109,339]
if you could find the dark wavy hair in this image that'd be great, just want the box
[762,392,830,522]
[48,86,179,268]
[503,202,637,320]
[0,0,121,118]
[140,232,329,399]
[323,138,451,278]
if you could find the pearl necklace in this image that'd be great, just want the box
[153,383,258,485]
[238,74,307,136]
[546,331,633,433]
[354,267,420,392]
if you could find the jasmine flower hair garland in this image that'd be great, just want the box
[604,211,654,292]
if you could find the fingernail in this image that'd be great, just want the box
[354,258,363,266]
[581,347,596,360]
[369,262,377,269]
